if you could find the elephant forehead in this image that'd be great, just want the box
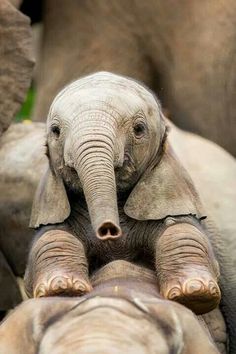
[53,90,157,118]
[49,72,159,117]
[40,301,171,354]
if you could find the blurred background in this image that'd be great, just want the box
[13,0,42,121]
[12,0,236,157]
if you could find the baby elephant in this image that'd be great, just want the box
[25,72,220,314]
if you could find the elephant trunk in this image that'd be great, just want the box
[72,110,122,240]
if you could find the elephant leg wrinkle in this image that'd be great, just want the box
[156,222,221,315]
[24,229,92,298]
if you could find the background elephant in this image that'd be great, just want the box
[0,0,34,316]
[31,0,236,156]
[0,261,226,354]
[0,73,235,351]
[0,0,33,137]
[0,123,46,314]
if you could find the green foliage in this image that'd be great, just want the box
[15,87,35,122]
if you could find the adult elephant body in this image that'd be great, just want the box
[33,0,236,155]
[0,123,46,311]
[0,261,225,354]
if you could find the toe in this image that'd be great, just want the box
[161,275,221,314]
[184,279,204,296]
[33,274,92,298]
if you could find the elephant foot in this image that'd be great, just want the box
[34,272,92,298]
[160,267,221,314]
[156,222,221,314]
[25,229,92,298]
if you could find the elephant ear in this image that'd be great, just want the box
[30,165,71,228]
[124,142,201,221]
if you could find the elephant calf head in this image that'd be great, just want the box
[30,72,200,238]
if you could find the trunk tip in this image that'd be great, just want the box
[96,222,122,240]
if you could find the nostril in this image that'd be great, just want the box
[97,222,122,240]
[100,225,117,236]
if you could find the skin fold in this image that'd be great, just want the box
[25,72,220,317]
[33,0,236,157]
[0,74,235,352]
[0,261,226,354]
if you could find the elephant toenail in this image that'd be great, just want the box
[167,287,182,300]
[51,276,67,290]
[185,280,203,295]
[209,281,220,297]
[79,284,86,292]
[35,285,47,298]
[74,282,85,291]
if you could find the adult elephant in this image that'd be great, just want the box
[0,0,33,315]
[0,73,235,352]
[0,0,33,136]
[0,123,46,314]
[0,261,226,354]
[32,0,236,156]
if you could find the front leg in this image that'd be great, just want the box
[155,218,221,314]
[24,227,92,298]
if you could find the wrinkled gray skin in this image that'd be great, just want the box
[0,74,235,351]
[0,261,226,354]
[25,72,222,317]
[0,123,46,311]
[33,0,236,156]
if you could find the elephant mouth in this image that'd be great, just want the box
[96,221,122,240]
[116,152,136,180]
[124,151,134,167]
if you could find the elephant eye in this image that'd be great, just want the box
[51,125,60,138]
[133,121,146,138]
